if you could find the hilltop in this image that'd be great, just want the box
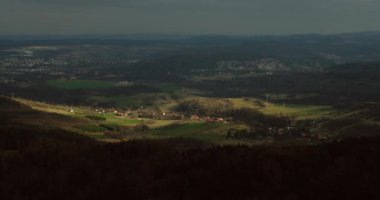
[1,95,380,147]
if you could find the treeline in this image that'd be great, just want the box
[224,108,319,140]
[188,65,380,105]
[1,126,380,199]
[175,100,291,129]
[175,99,233,116]
[175,101,320,140]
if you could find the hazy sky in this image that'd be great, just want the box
[1,0,380,35]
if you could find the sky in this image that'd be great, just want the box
[1,0,380,35]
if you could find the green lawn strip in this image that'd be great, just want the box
[154,83,183,93]
[146,122,228,142]
[47,80,115,90]
[137,82,182,94]
[100,113,142,125]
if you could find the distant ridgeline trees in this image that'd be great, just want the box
[176,99,284,124]
[176,99,286,125]
[329,62,380,72]
[175,99,233,116]
[181,62,380,105]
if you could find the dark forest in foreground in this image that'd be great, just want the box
[1,125,380,200]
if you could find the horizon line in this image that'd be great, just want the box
[0,30,380,40]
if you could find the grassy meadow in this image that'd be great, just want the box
[12,80,345,143]
[13,92,341,144]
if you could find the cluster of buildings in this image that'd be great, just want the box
[190,115,226,123]
[0,57,68,68]
[216,59,288,74]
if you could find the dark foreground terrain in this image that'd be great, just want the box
[1,124,380,200]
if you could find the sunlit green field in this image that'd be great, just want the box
[14,94,337,143]
[143,122,250,143]
[99,113,143,125]
[259,103,333,119]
